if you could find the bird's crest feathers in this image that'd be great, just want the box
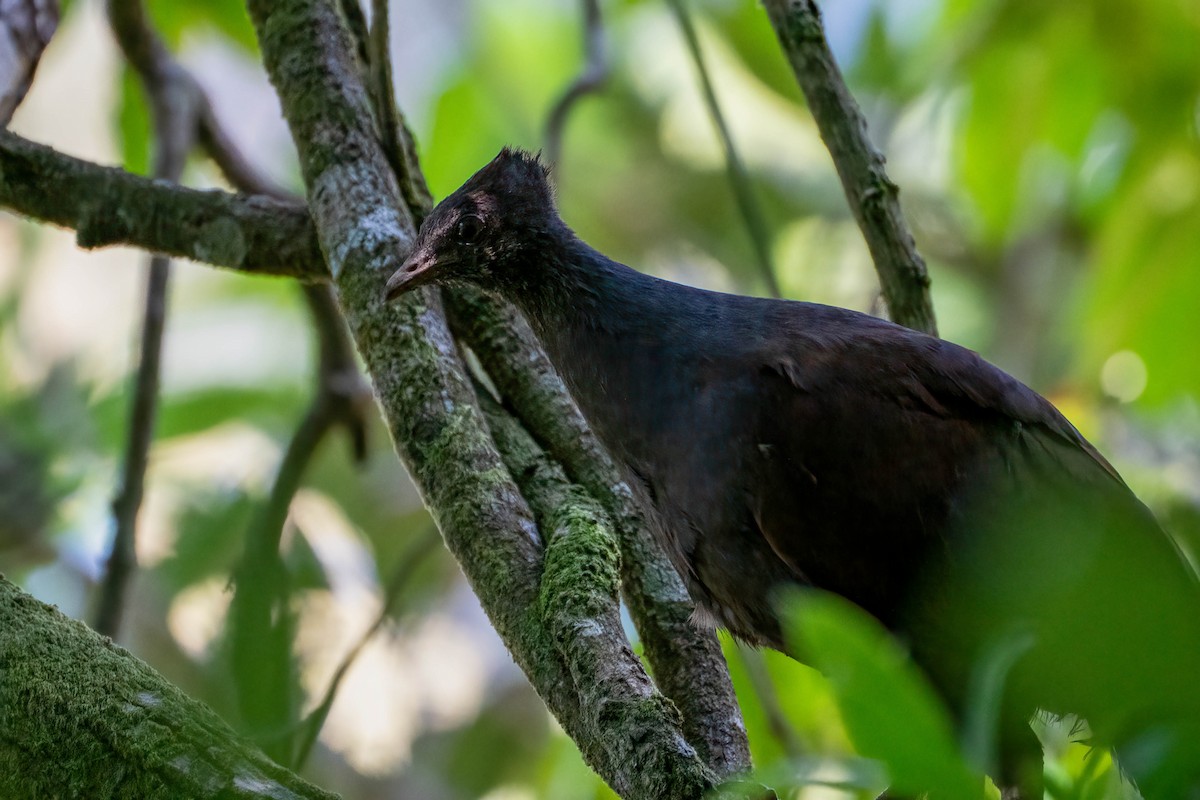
[462,147,556,210]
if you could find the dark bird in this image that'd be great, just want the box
[386,149,1200,799]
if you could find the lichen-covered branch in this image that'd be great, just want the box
[480,396,715,799]
[0,130,325,279]
[242,1,716,796]
[356,2,748,780]
[0,578,338,800]
[353,4,748,772]
[445,289,752,778]
[761,0,937,335]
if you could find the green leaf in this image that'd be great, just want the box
[781,589,984,800]
[116,65,150,175]
[158,488,254,590]
[146,0,259,53]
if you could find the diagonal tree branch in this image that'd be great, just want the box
[0,130,326,279]
[444,290,753,778]
[761,0,937,335]
[242,0,720,795]
[365,1,750,776]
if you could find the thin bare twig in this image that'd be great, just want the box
[94,0,200,639]
[544,0,607,169]
[666,0,781,298]
[761,0,937,334]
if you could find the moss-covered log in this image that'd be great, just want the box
[0,578,336,800]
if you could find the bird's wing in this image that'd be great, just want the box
[741,321,1130,622]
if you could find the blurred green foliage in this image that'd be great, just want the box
[3,0,1198,798]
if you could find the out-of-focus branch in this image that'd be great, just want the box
[187,33,376,502]
[666,0,780,299]
[761,0,937,335]
[194,27,375,760]
[197,103,294,200]
[0,130,326,278]
[544,0,607,169]
[93,0,201,639]
[0,0,58,125]
[228,282,373,762]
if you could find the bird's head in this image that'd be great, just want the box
[384,147,558,302]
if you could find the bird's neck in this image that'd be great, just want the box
[498,235,693,465]
[502,233,666,346]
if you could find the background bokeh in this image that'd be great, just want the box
[2,0,1198,797]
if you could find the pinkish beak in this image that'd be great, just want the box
[384,249,437,301]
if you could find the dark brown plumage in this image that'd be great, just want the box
[386,149,1200,799]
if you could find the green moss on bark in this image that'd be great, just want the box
[245,1,722,795]
[447,289,751,776]
[0,131,324,279]
[0,579,336,800]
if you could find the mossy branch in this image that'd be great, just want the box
[242,0,718,796]
[479,395,716,799]
[363,0,750,780]
[0,578,337,800]
[446,289,752,777]
[0,130,325,280]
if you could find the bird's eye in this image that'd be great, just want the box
[456,214,484,244]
